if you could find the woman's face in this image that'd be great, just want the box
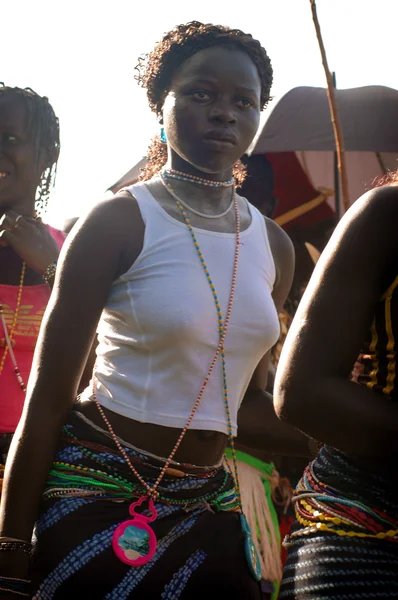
[0,95,43,214]
[162,45,262,178]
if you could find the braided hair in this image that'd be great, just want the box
[0,84,60,216]
[135,21,273,184]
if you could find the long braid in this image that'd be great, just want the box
[0,84,60,216]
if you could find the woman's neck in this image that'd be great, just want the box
[160,173,233,214]
[166,156,233,184]
[163,162,235,213]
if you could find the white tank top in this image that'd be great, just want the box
[85,182,280,435]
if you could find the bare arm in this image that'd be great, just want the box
[237,219,310,457]
[274,186,398,459]
[0,193,144,563]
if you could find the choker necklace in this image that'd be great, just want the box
[162,168,234,188]
[160,174,235,219]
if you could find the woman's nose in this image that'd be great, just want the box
[208,105,237,124]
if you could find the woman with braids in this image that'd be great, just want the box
[0,86,64,475]
[274,174,398,598]
[0,22,306,599]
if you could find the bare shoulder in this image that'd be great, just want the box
[265,216,294,279]
[264,217,295,310]
[338,185,398,234]
[352,184,398,211]
[316,186,398,276]
[74,190,143,236]
[264,217,294,261]
[62,190,145,279]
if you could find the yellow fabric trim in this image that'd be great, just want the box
[275,187,333,227]
[381,275,398,302]
[367,319,379,390]
[382,277,398,396]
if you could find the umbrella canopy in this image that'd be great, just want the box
[249,85,398,214]
[250,85,398,154]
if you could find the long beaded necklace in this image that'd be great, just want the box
[0,262,27,392]
[162,172,235,219]
[93,177,261,580]
[170,180,262,581]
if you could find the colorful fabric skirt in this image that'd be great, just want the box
[31,411,263,599]
[279,445,398,599]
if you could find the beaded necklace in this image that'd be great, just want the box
[93,179,261,580]
[162,168,234,188]
[161,173,235,219]
[0,262,27,392]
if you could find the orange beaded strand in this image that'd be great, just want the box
[0,262,26,391]
[92,194,241,501]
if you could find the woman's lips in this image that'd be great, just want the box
[203,131,237,146]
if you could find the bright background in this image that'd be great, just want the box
[4,0,398,225]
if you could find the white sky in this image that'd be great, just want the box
[4,0,398,225]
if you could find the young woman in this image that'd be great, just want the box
[0,86,64,471]
[0,22,301,599]
[274,177,398,598]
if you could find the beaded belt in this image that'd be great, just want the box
[292,461,398,541]
[43,425,240,512]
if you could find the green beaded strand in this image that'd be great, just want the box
[174,198,243,508]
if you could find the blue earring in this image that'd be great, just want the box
[160,127,167,144]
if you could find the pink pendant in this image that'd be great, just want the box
[112,496,158,566]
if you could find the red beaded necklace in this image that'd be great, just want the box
[93,189,241,565]
[92,181,262,580]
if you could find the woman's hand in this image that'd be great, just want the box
[0,211,59,275]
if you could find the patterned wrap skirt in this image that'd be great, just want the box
[31,411,264,599]
[279,445,398,599]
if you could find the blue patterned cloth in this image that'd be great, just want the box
[31,411,263,599]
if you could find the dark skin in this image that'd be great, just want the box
[0,47,305,584]
[0,95,61,592]
[0,96,60,287]
[274,185,398,466]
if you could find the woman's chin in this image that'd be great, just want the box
[185,156,238,177]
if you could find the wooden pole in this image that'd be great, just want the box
[332,72,341,222]
[310,0,350,214]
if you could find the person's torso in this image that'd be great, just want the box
[85,183,280,436]
[0,225,65,433]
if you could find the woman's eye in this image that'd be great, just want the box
[191,91,211,101]
[236,98,252,109]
